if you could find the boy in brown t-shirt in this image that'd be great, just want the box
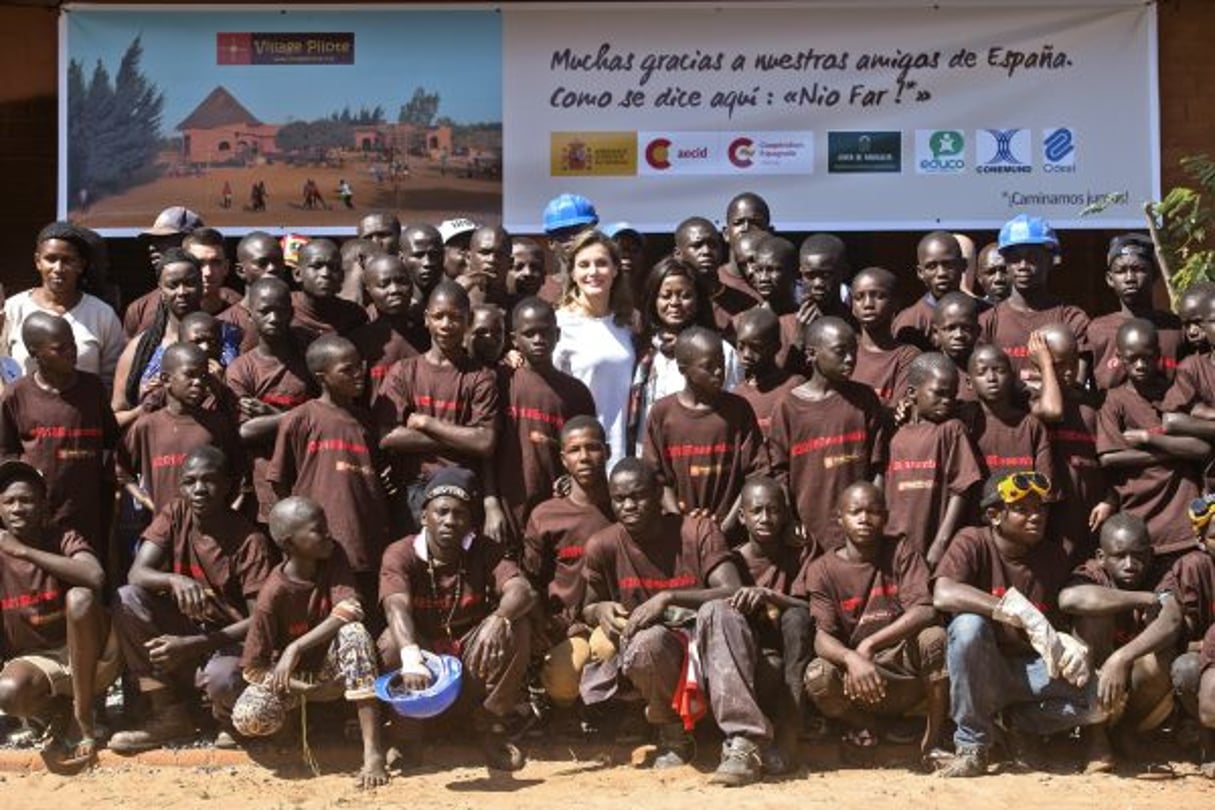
[1088,235,1182,390]
[378,467,537,772]
[930,292,982,402]
[218,231,288,355]
[885,353,983,566]
[1154,506,1215,748]
[733,307,804,442]
[769,317,888,550]
[727,476,815,772]
[850,266,921,407]
[1162,291,1215,445]
[1179,282,1214,358]
[643,327,765,534]
[487,298,596,545]
[230,496,387,790]
[376,280,499,533]
[1059,513,1184,760]
[795,234,855,330]
[347,254,425,398]
[580,459,770,786]
[979,215,1091,385]
[289,239,370,341]
[965,344,1053,483]
[109,447,273,753]
[934,472,1109,777]
[1,312,118,556]
[893,231,972,351]
[742,236,801,371]
[523,416,615,706]
[267,336,389,610]
[466,304,507,368]
[119,342,245,516]
[1098,319,1208,563]
[675,217,755,337]
[0,460,115,767]
[225,277,317,524]
[803,482,947,757]
[1028,324,1115,563]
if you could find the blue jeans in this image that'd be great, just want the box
[947,613,1107,753]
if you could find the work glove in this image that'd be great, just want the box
[992,587,1063,670]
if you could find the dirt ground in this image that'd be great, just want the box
[2,738,1212,810]
[72,157,501,231]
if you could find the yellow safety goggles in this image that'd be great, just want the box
[1188,495,1215,531]
[995,472,1051,505]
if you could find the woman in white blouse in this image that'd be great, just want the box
[553,230,637,470]
[2,221,123,390]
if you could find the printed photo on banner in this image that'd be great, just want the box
[61,7,502,234]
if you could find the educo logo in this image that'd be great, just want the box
[644,138,672,170]
[728,137,754,168]
[915,129,965,175]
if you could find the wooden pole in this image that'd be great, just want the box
[1142,200,1180,309]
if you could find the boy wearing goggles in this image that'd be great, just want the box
[934,471,1110,777]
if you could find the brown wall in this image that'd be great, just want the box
[0,6,58,295]
[1,1,1212,313]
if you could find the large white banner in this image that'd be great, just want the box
[503,1,1158,232]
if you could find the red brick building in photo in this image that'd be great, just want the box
[176,85,280,164]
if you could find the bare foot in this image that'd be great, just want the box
[357,750,389,790]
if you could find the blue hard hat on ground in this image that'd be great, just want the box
[543,193,599,234]
[374,651,463,719]
[998,214,1059,254]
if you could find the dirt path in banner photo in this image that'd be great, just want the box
[75,157,501,231]
[2,735,1212,810]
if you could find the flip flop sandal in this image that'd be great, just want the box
[1137,761,1178,780]
[57,737,99,768]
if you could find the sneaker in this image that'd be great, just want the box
[109,703,194,753]
[937,747,988,778]
[709,735,762,787]
[653,722,694,769]
[214,729,241,750]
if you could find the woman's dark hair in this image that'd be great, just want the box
[34,221,98,293]
[639,256,711,338]
[123,249,203,407]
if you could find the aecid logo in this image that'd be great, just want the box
[728,137,755,168]
[915,129,965,175]
[645,138,672,170]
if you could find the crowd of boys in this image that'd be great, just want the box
[0,194,1213,791]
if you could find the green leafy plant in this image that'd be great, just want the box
[1152,155,1215,303]
[1083,154,1215,308]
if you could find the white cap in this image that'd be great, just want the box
[438,218,478,245]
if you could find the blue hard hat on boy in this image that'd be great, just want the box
[998,214,1059,254]
[543,193,599,234]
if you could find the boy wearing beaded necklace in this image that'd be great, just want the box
[378,466,537,771]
